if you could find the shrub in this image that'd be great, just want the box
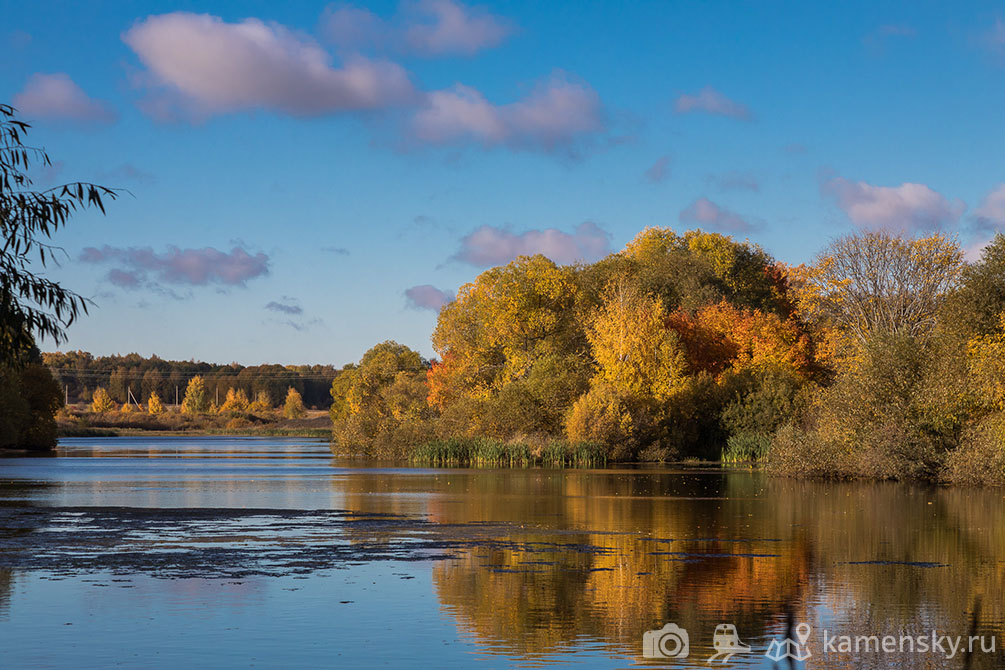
[768,334,949,479]
[565,383,652,461]
[943,413,1005,486]
[226,417,253,431]
[0,363,62,450]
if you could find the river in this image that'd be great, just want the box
[0,436,1002,668]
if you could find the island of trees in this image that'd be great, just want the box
[330,227,1005,486]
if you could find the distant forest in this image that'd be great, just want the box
[42,352,341,409]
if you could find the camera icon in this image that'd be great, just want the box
[642,622,690,659]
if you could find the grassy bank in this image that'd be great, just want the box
[57,406,332,439]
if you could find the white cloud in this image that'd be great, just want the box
[644,155,671,183]
[13,73,116,124]
[404,0,513,56]
[821,176,965,232]
[80,245,270,287]
[707,170,759,192]
[974,183,1005,233]
[404,285,454,311]
[452,221,611,267]
[122,12,415,120]
[410,74,604,151]
[674,86,751,120]
[322,0,513,56]
[679,197,753,233]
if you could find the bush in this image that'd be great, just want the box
[226,417,253,431]
[943,413,1005,486]
[565,383,652,461]
[767,334,949,479]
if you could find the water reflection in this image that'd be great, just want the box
[0,438,1002,668]
[336,469,1005,667]
[0,568,13,617]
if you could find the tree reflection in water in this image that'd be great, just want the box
[337,469,1005,668]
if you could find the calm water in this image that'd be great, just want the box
[1,436,1003,668]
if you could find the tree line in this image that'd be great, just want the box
[330,227,1005,484]
[43,351,340,410]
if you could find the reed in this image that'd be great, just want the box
[721,432,771,464]
[410,437,607,467]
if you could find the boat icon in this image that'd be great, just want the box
[707,624,752,663]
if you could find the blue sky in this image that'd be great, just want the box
[3,1,1005,365]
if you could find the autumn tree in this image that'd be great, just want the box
[587,278,687,401]
[795,232,963,343]
[91,387,115,413]
[433,255,582,398]
[147,392,164,415]
[283,387,306,419]
[250,390,271,412]
[181,376,208,414]
[330,342,432,454]
[220,387,249,414]
[617,227,787,315]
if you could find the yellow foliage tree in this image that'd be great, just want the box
[181,376,209,414]
[283,387,306,419]
[967,314,1005,412]
[432,255,579,400]
[220,387,249,414]
[147,392,164,415]
[90,387,115,413]
[250,390,272,412]
[120,401,135,414]
[587,279,688,402]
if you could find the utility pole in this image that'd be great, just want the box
[175,385,179,406]
[65,385,68,406]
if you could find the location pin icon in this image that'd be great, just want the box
[795,623,811,646]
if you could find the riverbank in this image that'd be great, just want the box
[56,406,332,440]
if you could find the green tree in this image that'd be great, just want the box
[0,344,62,450]
[91,387,115,413]
[1,104,116,364]
[283,387,306,419]
[181,376,208,414]
[330,342,432,454]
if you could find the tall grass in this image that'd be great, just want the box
[720,432,771,464]
[410,437,607,467]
